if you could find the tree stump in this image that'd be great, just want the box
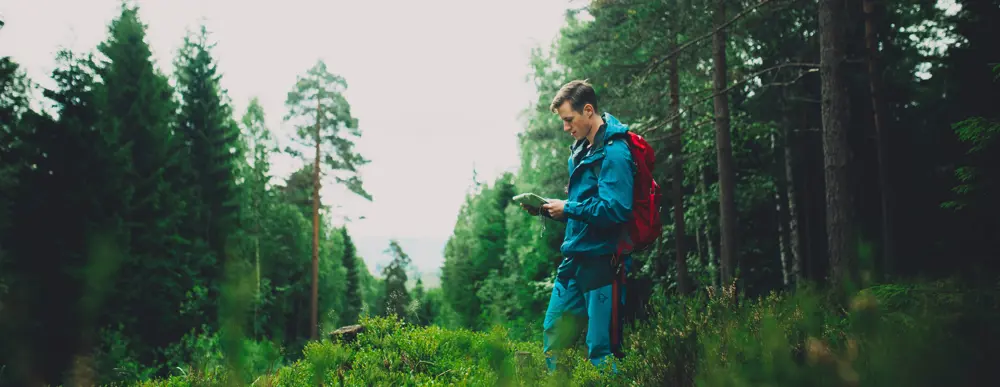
[329,324,365,343]
[515,351,532,370]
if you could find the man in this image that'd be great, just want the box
[524,80,634,372]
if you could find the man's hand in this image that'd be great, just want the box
[520,203,541,216]
[542,200,566,220]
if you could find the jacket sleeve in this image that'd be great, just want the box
[563,141,633,227]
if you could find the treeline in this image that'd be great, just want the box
[0,4,439,386]
[2,0,999,384]
[439,0,1000,333]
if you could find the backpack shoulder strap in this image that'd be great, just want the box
[593,134,640,179]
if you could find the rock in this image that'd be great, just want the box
[329,324,365,343]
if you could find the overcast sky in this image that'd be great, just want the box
[0,0,574,274]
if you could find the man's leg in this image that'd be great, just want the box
[617,256,630,356]
[542,277,586,372]
[583,269,626,372]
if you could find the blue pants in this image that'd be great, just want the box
[542,260,627,371]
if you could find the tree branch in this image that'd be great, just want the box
[762,69,818,88]
[646,118,714,143]
[640,0,779,78]
[790,96,821,104]
[642,62,818,142]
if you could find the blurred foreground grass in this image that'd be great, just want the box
[114,277,998,387]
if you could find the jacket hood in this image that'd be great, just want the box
[602,113,629,137]
[571,112,629,151]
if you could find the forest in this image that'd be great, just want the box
[1,0,999,385]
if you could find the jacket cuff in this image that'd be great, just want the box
[563,201,583,219]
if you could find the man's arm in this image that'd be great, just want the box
[520,200,567,223]
[562,142,634,227]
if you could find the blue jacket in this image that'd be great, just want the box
[554,113,634,290]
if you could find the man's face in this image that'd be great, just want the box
[556,101,593,142]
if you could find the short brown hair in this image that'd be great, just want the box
[550,79,599,114]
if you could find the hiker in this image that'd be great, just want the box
[521,80,636,373]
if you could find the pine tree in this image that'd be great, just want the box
[237,97,277,338]
[173,24,246,338]
[412,277,432,326]
[40,49,121,355]
[174,23,242,265]
[284,59,371,339]
[379,240,411,320]
[819,0,858,292]
[0,57,30,240]
[340,226,362,325]
[92,2,191,362]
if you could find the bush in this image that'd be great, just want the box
[619,278,999,387]
[140,315,610,386]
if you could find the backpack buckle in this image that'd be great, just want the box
[611,253,621,274]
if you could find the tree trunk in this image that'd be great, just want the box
[701,166,719,289]
[255,231,260,338]
[785,114,804,286]
[669,15,691,294]
[772,129,792,287]
[695,223,704,273]
[712,0,738,288]
[311,99,322,340]
[254,182,262,339]
[799,108,813,282]
[819,0,857,290]
[863,0,892,280]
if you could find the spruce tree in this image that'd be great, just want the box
[379,240,411,321]
[340,226,361,325]
[175,24,242,261]
[93,3,191,363]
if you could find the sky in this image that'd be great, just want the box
[0,0,575,277]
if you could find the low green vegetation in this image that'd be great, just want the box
[127,278,996,387]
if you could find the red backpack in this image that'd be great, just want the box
[609,130,662,357]
[612,130,663,256]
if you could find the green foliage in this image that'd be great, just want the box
[340,226,363,326]
[379,240,413,321]
[139,314,585,386]
[0,57,31,297]
[284,59,371,201]
[136,279,998,386]
[944,65,1000,212]
[615,279,999,387]
[174,23,243,267]
[0,5,377,384]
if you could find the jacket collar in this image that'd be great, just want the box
[570,112,627,153]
